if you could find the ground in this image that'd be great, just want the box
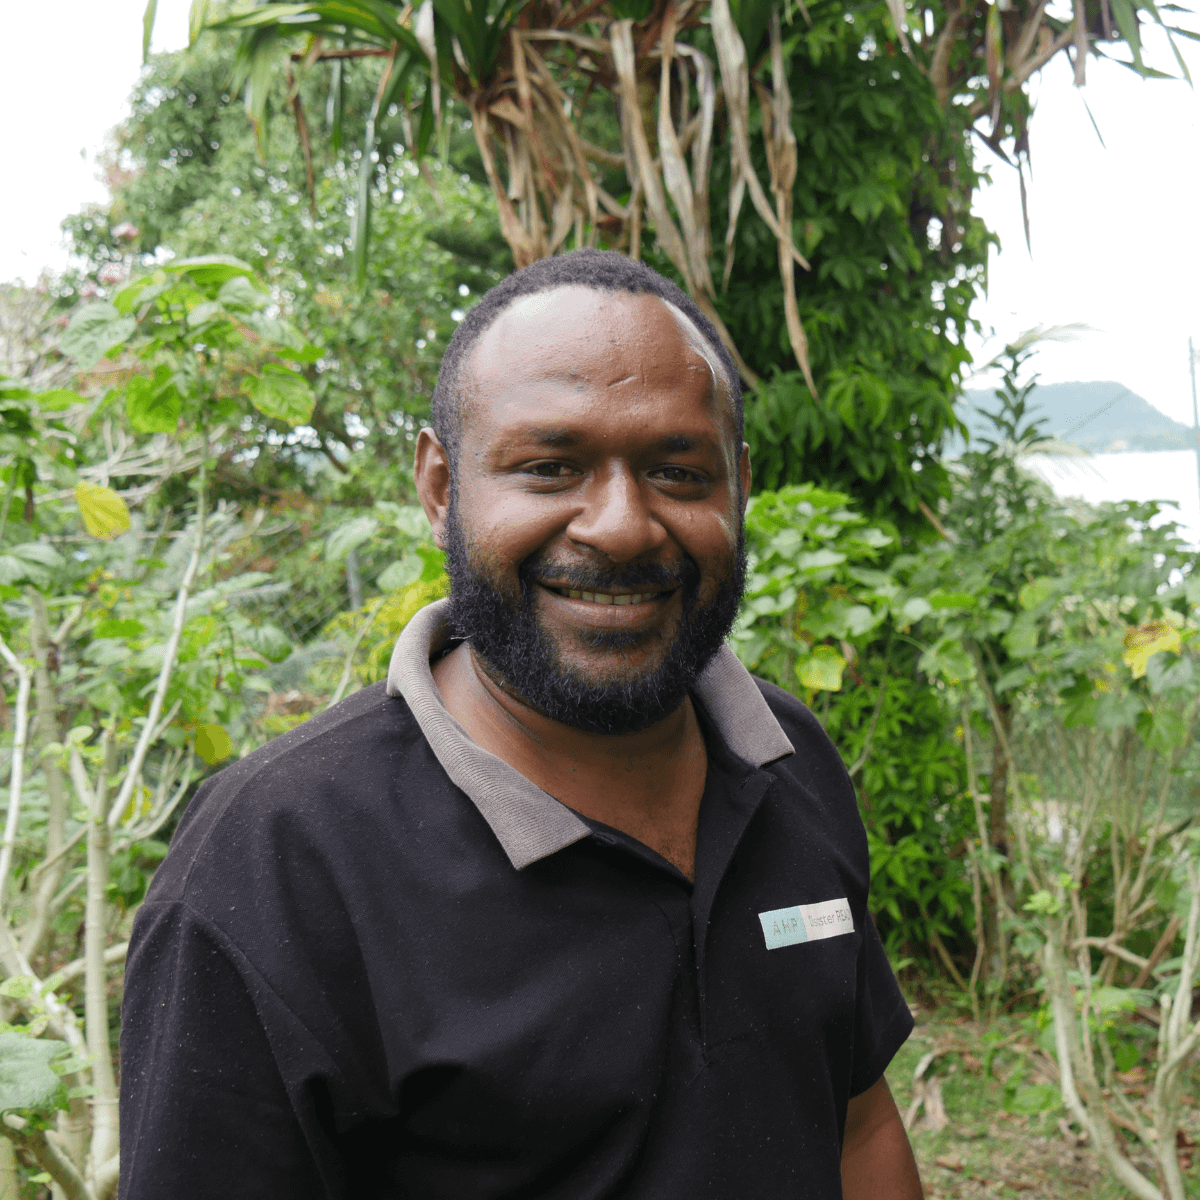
[887,1010,1200,1199]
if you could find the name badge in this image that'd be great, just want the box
[758,898,854,950]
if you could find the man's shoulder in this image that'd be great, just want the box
[153,682,429,897]
[200,680,420,798]
[748,674,860,813]
[749,674,836,755]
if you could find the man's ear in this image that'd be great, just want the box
[739,442,752,514]
[414,427,452,549]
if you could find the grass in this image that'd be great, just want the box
[885,1009,1200,1199]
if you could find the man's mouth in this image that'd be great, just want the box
[543,586,674,607]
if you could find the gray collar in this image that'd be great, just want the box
[386,598,794,869]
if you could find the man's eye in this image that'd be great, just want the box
[526,462,573,478]
[655,467,703,484]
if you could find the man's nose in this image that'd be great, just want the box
[565,463,668,563]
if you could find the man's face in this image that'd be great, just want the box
[430,286,751,734]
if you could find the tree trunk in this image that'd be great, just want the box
[984,701,1014,986]
[988,701,1012,860]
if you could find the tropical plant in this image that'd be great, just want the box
[899,337,1200,1191]
[188,0,1194,388]
[60,42,506,506]
[736,484,976,972]
[0,259,317,1198]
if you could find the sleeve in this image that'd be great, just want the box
[118,900,335,1200]
[847,910,914,1097]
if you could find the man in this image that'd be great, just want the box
[119,250,923,1199]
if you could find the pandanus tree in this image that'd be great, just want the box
[183,0,1194,396]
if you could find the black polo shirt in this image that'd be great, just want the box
[118,600,912,1200]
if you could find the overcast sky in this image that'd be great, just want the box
[2,1,1198,425]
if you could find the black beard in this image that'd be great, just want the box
[443,504,746,735]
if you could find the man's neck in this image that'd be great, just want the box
[431,642,707,879]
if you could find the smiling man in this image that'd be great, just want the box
[119,250,922,1200]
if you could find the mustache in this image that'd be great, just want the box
[518,554,700,593]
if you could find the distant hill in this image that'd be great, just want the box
[961,381,1196,453]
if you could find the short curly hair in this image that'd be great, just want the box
[430,249,743,462]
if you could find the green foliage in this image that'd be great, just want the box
[826,657,974,960]
[61,42,507,505]
[714,1,988,526]
[0,1033,68,1116]
[735,484,974,963]
[734,482,896,693]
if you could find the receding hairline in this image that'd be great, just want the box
[457,285,739,434]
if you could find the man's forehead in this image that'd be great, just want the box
[467,285,725,393]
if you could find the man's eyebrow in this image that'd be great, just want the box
[519,428,579,448]
[660,435,706,453]
[504,429,718,453]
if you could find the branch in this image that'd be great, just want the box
[94,1152,119,1200]
[45,942,128,992]
[107,464,208,832]
[0,638,32,901]
[115,749,195,849]
[1009,0,1050,69]
[848,653,890,779]
[1132,915,1182,989]
[1072,0,1089,85]
[1073,936,1149,969]
[327,598,386,709]
[1008,26,1076,91]
[0,1117,92,1200]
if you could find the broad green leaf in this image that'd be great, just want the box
[1137,707,1188,753]
[243,313,318,361]
[1111,1039,1141,1073]
[1003,612,1039,658]
[164,255,255,286]
[186,300,223,327]
[217,274,267,312]
[93,618,145,638]
[795,548,846,571]
[918,637,974,684]
[247,364,314,425]
[325,515,379,562]
[1096,690,1143,732]
[0,542,65,588]
[195,723,233,765]
[1062,695,1097,728]
[929,591,976,610]
[797,645,846,691]
[243,623,292,663]
[899,597,932,623]
[34,389,86,412]
[1122,619,1182,678]
[61,303,137,369]
[856,527,893,549]
[126,369,182,434]
[0,1033,69,1115]
[1018,578,1056,610]
[1023,890,1060,915]
[276,342,323,364]
[75,483,132,540]
[1145,649,1194,695]
[844,604,877,637]
[114,272,170,315]
[377,556,423,592]
[1089,986,1140,1015]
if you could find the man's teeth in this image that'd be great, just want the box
[558,589,660,606]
